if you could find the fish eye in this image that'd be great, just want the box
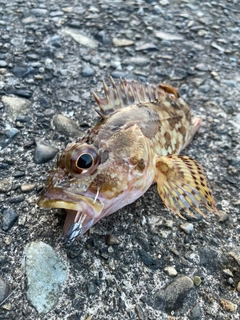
[66,144,100,175]
[76,153,94,169]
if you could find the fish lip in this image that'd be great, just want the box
[37,188,104,216]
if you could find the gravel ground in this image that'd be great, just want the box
[0,0,240,319]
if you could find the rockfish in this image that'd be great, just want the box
[37,78,217,243]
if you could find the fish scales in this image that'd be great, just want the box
[37,78,217,243]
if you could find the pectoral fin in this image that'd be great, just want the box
[154,155,217,219]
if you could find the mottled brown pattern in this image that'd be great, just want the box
[37,78,216,240]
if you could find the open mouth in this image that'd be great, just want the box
[37,188,104,242]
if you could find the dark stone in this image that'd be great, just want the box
[0,163,9,170]
[138,249,165,270]
[147,276,194,313]
[12,171,25,178]
[95,30,111,44]
[12,66,36,78]
[9,195,25,203]
[34,140,58,164]
[2,208,18,231]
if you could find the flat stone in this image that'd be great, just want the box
[2,208,18,231]
[2,96,31,121]
[0,278,10,303]
[63,28,98,48]
[34,140,58,164]
[52,114,82,137]
[122,56,149,66]
[135,43,158,51]
[23,241,67,314]
[155,31,183,41]
[112,38,134,47]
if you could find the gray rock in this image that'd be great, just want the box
[52,114,82,137]
[81,65,95,77]
[5,127,19,139]
[122,56,149,67]
[111,71,127,78]
[2,208,18,231]
[180,223,194,234]
[135,43,158,51]
[147,276,194,312]
[0,278,10,303]
[34,140,58,164]
[189,304,202,320]
[0,178,12,193]
[2,96,31,121]
[135,304,145,320]
[31,9,48,17]
[63,28,98,48]
[23,241,67,314]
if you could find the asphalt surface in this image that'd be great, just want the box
[0,0,240,319]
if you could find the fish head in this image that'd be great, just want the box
[37,125,155,240]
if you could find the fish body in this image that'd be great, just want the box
[37,78,217,241]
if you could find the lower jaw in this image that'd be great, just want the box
[63,209,96,236]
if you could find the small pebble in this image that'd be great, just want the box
[218,210,228,222]
[193,276,202,287]
[223,269,233,277]
[106,234,120,245]
[112,38,134,47]
[164,266,178,277]
[219,298,236,312]
[81,65,95,77]
[21,183,36,193]
[0,178,12,193]
[180,223,194,234]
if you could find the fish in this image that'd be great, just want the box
[37,78,217,244]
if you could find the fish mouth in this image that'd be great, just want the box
[37,188,104,238]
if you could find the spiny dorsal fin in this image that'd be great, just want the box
[92,78,179,118]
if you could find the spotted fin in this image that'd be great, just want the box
[154,155,217,219]
[92,77,179,117]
